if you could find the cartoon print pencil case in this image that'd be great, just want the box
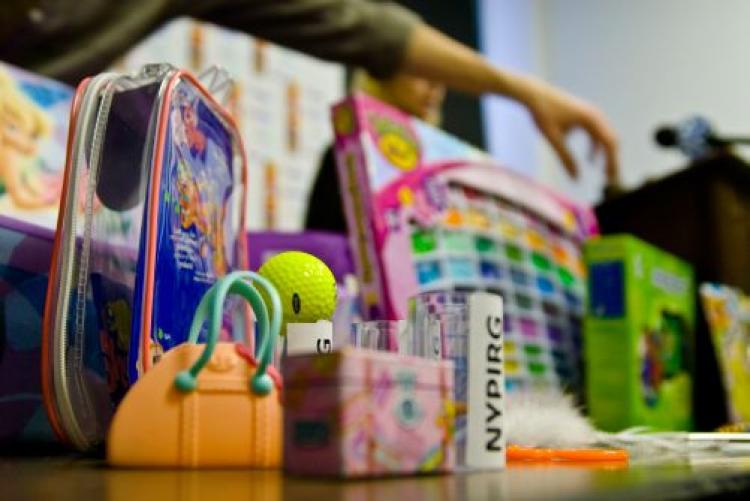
[42,65,248,451]
[108,271,282,468]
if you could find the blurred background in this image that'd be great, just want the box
[108,0,750,230]
[478,0,750,204]
[5,0,750,464]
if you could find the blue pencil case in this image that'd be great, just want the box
[42,65,250,450]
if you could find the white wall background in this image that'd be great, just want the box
[480,0,750,204]
[478,0,545,178]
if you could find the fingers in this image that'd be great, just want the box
[588,136,600,162]
[580,110,619,184]
[541,122,578,179]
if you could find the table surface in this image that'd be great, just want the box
[4,454,750,501]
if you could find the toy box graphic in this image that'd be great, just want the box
[0,62,72,228]
[283,347,455,477]
[700,283,750,424]
[332,94,597,393]
[0,218,57,443]
[585,234,694,431]
[129,77,244,381]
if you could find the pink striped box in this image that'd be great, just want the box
[283,347,455,477]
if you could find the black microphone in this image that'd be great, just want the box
[654,116,750,160]
[654,127,680,148]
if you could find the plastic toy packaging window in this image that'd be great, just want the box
[42,64,248,451]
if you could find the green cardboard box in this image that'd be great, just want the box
[585,234,694,431]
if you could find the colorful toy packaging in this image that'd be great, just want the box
[700,283,750,424]
[0,217,56,443]
[331,93,597,396]
[585,234,694,432]
[283,347,455,477]
[0,62,71,229]
[42,64,248,450]
[0,62,72,444]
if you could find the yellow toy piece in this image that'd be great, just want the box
[258,251,337,333]
[701,284,750,423]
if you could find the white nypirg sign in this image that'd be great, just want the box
[286,320,333,355]
[465,292,505,470]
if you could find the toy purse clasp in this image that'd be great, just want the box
[107,271,282,467]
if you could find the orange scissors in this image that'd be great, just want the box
[507,445,629,464]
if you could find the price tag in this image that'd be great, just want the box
[428,316,442,359]
[286,321,334,355]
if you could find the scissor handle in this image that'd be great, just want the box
[174,271,281,395]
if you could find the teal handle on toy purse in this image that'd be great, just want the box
[174,271,282,395]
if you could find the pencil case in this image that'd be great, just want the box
[283,347,455,477]
[42,64,249,451]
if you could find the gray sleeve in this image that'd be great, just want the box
[186,0,420,78]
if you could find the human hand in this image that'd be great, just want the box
[398,24,619,181]
[517,75,619,183]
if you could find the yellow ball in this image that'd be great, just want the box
[258,251,337,331]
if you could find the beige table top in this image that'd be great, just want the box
[4,455,750,500]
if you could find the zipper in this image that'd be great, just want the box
[49,65,175,450]
[133,70,178,376]
[68,76,118,447]
[51,74,118,449]
[47,64,247,451]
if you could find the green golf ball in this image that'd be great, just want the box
[258,251,337,332]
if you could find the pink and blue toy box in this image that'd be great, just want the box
[0,62,73,444]
[0,217,57,444]
[332,93,597,396]
[283,347,455,477]
[0,62,71,228]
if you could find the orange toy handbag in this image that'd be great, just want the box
[107,271,282,467]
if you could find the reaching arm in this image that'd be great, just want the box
[189,1,620,181]
[400,24,619,182]
[7,0,615,181]
[191,1,618,181]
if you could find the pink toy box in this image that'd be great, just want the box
[332,94,597,396]
[283,347,455,477]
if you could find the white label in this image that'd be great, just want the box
[286,321,333,355]
[466,292,505,470]
[428,317,443,359]
[395,320,411,355]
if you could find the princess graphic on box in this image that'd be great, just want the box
[181,100,207,159]
[171,96,228,278]
[0,68,61,209]
[176,161,207,233]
